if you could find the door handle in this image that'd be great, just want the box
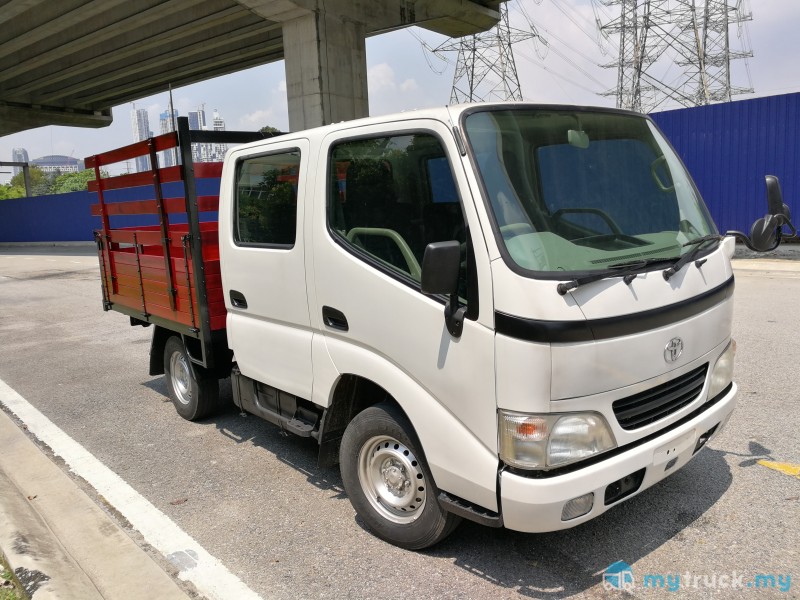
[229,289,248,309]
[322,306,349,331]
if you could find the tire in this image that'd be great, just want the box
[340,403,461,550]
[163,336,220,421]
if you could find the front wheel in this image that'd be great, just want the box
[163,336,220,421]
[340,403,461,549]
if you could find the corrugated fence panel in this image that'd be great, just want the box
[3,96,798,242]
[652,92,800,235]
[0,178,222,243]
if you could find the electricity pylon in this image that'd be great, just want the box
[435,3,538,103]
[599,0,753,112]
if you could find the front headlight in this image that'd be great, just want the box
[708,339,736,400]
[498,410,616,470]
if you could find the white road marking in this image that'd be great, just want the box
[0,377,262,600]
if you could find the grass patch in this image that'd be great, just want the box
[0,559,26,600]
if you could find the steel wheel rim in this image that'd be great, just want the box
[169,351,192,406]
[357,435,427,524]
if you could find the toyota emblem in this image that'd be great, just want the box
[664,338,684,363]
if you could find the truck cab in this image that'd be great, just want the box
[218,102,739,547]
[91,103,794,549]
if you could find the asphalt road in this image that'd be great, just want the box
[0,245,797,599]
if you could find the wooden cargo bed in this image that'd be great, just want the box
[88,118,266,367]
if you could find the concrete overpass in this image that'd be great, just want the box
[0,0,501,135]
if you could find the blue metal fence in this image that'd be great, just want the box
[651,92,799,235]
[0,179,222,243]
[2,93,798,242]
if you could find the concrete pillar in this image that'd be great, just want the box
[283,11,368,131]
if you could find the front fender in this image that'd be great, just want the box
[321,335,499,512]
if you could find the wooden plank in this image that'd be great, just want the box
[90,195,219,217]
[91,200,158,217]
[108,230,138,244]
[194,162,223,178]
[88,166,183,192]
[85,133,177,169]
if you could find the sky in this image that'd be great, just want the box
[2,0,799,184]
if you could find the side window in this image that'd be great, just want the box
[234,150,300,246]
[328,133,467,293]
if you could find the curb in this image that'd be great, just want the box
[0,408,190,600]
[0,242,95,248]
[731,258,800,272]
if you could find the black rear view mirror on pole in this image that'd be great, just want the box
[421,241,466,338]
[726,175,797,252]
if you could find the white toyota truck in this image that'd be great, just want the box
[89,103,794,549]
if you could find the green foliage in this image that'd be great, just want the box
[0,184,26,200]
[51,169,98,193]
[1,561,25,600]
[9,166,52,196]
[238,167,296,245]
[1,168,107,199]
[259,125,282,135]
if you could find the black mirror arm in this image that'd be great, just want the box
[725,230,776,252]
[726,213,798,253]
[444,293,467,338]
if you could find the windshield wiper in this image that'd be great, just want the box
[662,234,723,281]
[556,257,675,296]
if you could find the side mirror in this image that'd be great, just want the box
[748,215,781,252]
[421,241,466,337]
[726,175,796,252]
[765,175,790,218]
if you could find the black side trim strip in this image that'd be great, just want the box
[496,276,734,343]
[504,382,734,480]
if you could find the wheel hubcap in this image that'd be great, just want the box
[358,435,427,524]
[169,351,192,406]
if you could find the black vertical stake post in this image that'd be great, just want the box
[93,157,117,296]
[148,138,177,312]
[177,116,214,369]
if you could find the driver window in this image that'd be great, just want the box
[328,133,467,292]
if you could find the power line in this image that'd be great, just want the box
[434,3,538,103]
[599,0,755,112]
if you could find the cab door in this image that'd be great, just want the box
[309,120,497,506]
[220,139,313,399]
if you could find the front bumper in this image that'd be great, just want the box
[500,383,737,533]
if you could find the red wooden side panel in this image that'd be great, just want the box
[89,130,227,334]
[98,223,226,331]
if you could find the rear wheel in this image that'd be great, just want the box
[163,336,220,421]
[340,403,461,549]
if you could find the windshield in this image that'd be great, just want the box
[463,108,717,274]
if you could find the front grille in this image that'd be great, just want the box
[612,364,708,430]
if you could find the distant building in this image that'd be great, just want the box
[210,109,228,162]
[187,106,206,131]
[159,108,179,167]
[11,148,28,176]
[31,155,82,174]
[130,104,150,173]
[187,105,207,163]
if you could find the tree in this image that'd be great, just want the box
[0,184,26,200]
[10,166,52,197]
[259,125,282,136]
[52,169,99,193]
